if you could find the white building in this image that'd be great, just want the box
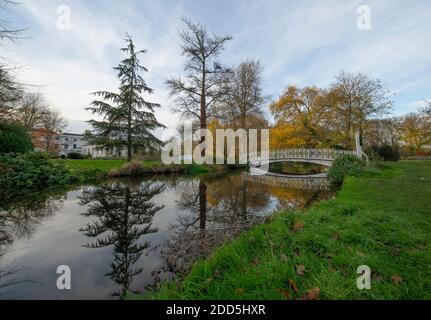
[82,144,127,158]
[59,133,85,156]
[59,132,128,158]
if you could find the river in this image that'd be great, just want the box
[0,166,333,299]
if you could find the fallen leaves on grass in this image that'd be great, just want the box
[307,287,320,300]
[251,256,260,266]
[296,265,305,276]
[289,279,298,293]
[235,288,245,295]
[391,274,403,284]
[291,221,304,232]
[280,253,288,262]
[276,288,290,299]
[332,233,341,240]
[297,287,321,300]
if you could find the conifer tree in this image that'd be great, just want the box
[86,35,165,161]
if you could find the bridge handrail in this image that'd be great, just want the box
[249,148,356,162]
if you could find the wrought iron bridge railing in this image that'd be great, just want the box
[249,148,356,163]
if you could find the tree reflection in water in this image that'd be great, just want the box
[160,173,333,276]
[79,180,164,299]
[0,191,64,296]
[161,174,270,274]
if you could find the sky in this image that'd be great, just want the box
[1,0,430,138]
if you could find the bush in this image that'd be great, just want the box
[0,152,72,192]
[0,121,33,154]
[60,154,66,159]
[328,154,367,186]
[107,161,184,177]
[368,144,400,161]
[67,152,84,159]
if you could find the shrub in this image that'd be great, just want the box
[368,144,400,161]
[60,154,66,159]
[107,161,184,177]
[328,154,367,186]
[118,161,144,176]
[67,152,84,159]
[0,121,33,154]
[0,152,72,192]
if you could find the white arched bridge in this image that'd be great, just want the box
[248,148,358,189]
[250,132,367,170]
[249,148,357,168]
[249,133,368,182]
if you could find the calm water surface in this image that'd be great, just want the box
[0,170,333,299]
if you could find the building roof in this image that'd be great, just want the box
[61,132,84,137]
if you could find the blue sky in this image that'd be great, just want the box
[1,0,430,136]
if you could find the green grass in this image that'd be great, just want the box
[64,159,162,171]
[151,161,431,300]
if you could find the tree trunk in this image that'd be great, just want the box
[199,180,207,231]
[200,63,206,158]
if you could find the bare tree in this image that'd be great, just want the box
[420,100,431,119]
[40,109,67,151]
[217,60,267,129]
[0,0,26,43]
[331,71,393,147]
[0,65,22,120]
[167,18,232,151]
[16,92,46,130]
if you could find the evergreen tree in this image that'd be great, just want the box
[80,181,164,298]
[86,35,165,161]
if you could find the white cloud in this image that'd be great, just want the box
[2,0,431,133]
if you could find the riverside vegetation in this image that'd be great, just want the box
[143,160,431,300]
[0,151,237,197]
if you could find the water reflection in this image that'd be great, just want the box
[268,161,328,176]
[0,191,64,245]
[0,172,333,299]
[0,191,64,296]
[161,175,270,274]
[79,180,164,299]
[159,173,332,275]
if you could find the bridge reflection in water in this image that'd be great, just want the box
[244,172,331,191]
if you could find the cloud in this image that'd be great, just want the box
[2,0,431,133]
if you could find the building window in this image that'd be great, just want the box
[73,144,77,149]
[64,145,68,150]
[65,138,68,141]
[74,138,77,142]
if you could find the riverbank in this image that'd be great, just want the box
[0,154,234,198]
[64,159,231,177]
[149,161,431,299]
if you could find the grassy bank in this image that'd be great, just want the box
[151,161,431,299]
[64,159,161,171]
[64,159,236,177]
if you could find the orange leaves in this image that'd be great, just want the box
[307,287,321,300]
[391,274,403,285]
[269,123,305,150]
[269,85,330,148]
[289,279,299,293]
[276,288,291,299]
[297,287,321,300]
[291,221,304,232]
[278,281,321,300]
